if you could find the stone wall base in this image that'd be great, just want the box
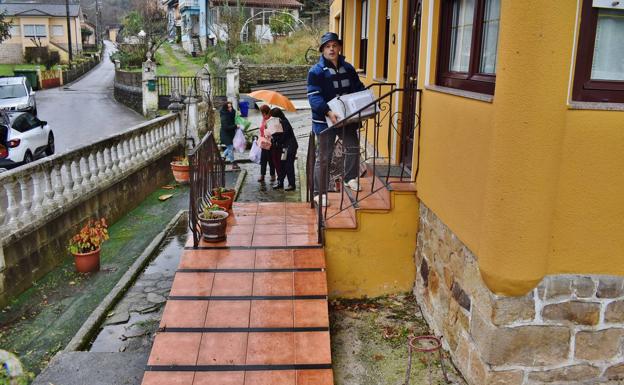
[414,202,624,384]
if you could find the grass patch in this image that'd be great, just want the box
[155,43,205,77]
[0,184,189,377]
[330,293,466,385]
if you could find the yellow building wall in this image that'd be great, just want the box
[9,16,82,60]
[413,0,624,296]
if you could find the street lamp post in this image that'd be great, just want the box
[65,0,73,66]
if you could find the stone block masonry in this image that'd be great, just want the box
[414,202,624,384]
[239,64,310,93]
[0,44,24,64]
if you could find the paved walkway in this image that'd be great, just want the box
[141,202,333,385]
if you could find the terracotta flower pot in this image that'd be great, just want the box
[72,248,101,273]
[212,188,236,201]
[199,211,229,242]
[210,195,232,211]
[171,161,190,184]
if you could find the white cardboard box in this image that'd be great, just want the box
[325,89,379,127]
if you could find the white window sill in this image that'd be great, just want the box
[568,101,624,112]
[425,85,494,103]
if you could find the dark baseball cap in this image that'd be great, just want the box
[319,32,342,52]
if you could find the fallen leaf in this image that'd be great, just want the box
[161,185,175,190]
[69,281,76,285]
[158,194,173,201]
[372,354,385,361]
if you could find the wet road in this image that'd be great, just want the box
[37,41,145,154]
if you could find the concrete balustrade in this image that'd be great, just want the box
[0,113,184,306]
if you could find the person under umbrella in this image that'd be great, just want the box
[269,108,298,191]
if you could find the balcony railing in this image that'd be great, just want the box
[179,0,199,9]
[0,113,182,244]
[306,85,422,243]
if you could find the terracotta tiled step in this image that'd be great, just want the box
[142,207,333,385]
[344,173,391,211]
[322,191,357,229]
[168,270,328,298]
[185,202,321,248]
[142,369,334,385]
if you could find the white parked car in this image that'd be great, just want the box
[0,111,54,171]
[0,77,37,116]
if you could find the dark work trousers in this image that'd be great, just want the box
[279,145,298,187]
[270,144,283,182]
[260,149,275,177]
[314,124,359,195]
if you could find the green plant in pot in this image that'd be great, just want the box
[198,202,229,242]
[212,186,236,202]
[171,156,190,184]
[210,187,232,210]
[68,218,109,273]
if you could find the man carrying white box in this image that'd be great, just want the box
[307,32,366,206]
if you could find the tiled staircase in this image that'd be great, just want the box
[320,166,420,298]
[141,202,334,385]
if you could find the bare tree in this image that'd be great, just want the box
[218,0,247,56]
[128,0,169,60]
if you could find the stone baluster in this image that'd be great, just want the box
[52,162,66,206]
[42,169,56,212]
[72,159,84,195]
[80,155,93,191]
[30,170,45,218]
[128,136,137,165]
[62,161,75,202]
[0,194,5,228]
[89,152,99,185]
[95,150,106,181]
[4,180,22,230]
[139,133,148,161]
[120,140,129,171]
[111,143,121,176]
[103,147,113,179]
[145,130,154,158]
[123,138,133,169]
[18,176,33,224]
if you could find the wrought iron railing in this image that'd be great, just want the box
[188,132,226,248]
[212,76,226,97]
[306,86,422,243]
[157,76,200,109]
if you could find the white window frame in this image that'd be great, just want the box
[24,24,47,38]
[51,25,64,37]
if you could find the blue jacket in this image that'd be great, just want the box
[307,55,365,134]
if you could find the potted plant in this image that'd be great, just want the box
[212,186,236,201]
[68,218,109,273]
[170,156,190,184]
[210,188,232,211]
[198,204,229,242]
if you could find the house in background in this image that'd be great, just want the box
[162,0,181,43]
[324,0,624,383]
[0,2,83,64]
[81,20,96,48]
[179,0,201,54]
[106,24,121,43]
[201,0,303,47]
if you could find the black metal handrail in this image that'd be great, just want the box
[306,87,422,244]
[157,76,199,96]
[189,131,226,248]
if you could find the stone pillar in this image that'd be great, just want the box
[185,96,200,148]
[114,60,121,70]
[58,67,64,86]
[36,67,43,89]
[142,59,158,117]
[226,64,239,110]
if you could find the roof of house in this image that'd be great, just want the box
[0,3,81,17]
[212,0,302,9]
